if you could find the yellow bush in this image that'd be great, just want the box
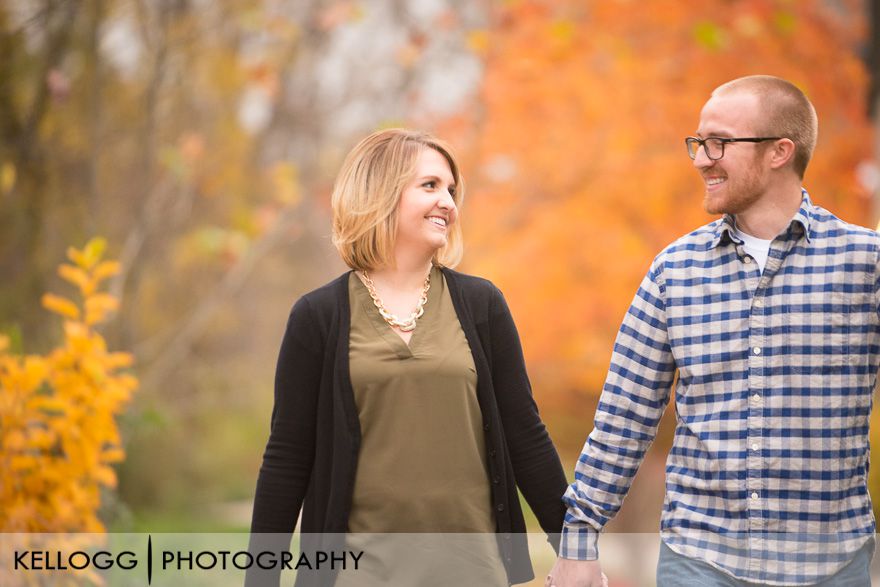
[0,238,136,532]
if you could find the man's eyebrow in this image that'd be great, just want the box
[696,131,734,138]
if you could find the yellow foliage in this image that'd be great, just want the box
[269,161,300,205]
[58,263,93,295]
[66,236,107,271]
[91,260,121,284]
[84,293,120,326]
[466,29,490,55]
[0,237,137,537]
[41,293,80,320]
[0,160,15,195]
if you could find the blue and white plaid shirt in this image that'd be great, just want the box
[561,191,879,585]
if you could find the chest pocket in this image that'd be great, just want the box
[789,290,852,375]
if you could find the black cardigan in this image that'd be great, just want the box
[249,267,567,585]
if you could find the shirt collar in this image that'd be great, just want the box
[709,188,813,249]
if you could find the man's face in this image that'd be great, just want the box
[693,91,771,216]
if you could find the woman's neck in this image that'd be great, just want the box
[366,258,433,291]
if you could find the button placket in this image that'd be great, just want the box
[746,259,768,563]
[746,235,798,577]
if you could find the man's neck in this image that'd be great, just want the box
[734,184,803,240]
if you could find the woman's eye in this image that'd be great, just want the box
[423,181,436,189]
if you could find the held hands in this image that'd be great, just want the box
[545,557,608,587]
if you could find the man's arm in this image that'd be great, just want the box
[554,258,677,583]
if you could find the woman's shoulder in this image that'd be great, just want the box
[290,271,352,318]
[440,267,503,304]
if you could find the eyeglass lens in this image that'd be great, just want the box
[687,138,724,160]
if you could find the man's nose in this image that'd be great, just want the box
[692,146,714,169]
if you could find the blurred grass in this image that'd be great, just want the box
[112,506,250,533]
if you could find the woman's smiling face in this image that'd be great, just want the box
[394,147,458,257]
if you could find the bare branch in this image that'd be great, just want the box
[137,203,307,390]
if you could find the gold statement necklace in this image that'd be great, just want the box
[361,269,431,332]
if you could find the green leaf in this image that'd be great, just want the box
[693,21,727,51]
[549,19,575,43]
[773,11,796,35]
[83,237,108,268]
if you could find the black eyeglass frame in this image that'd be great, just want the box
[685,136,783,161]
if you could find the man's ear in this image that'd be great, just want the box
[768,138,796,170]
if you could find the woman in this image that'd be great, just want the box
[248,128,567,586]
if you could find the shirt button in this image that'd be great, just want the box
[493,476,501,484]
[489,449,497,457]
[752,393,761,401]
[751,492,759,500]
[752,443,760,451]
[483,423,490,431]
[753,347,762,355]
[497,504,505,512]
[753,298,763,308]
[744,257,752,264]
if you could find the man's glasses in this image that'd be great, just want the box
[685,136,782,161]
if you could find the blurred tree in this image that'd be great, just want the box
[5,0,872,532]
[1,1,80,343]
[0,0,484,522]
[446,0,870,422]
[438,0,873,537]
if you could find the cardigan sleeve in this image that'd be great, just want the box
[487,285,568,549]
[250,296,323,533]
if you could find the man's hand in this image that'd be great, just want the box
[545,557,607,587]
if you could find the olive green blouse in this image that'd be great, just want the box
[340,267,507,585]
[347,266,496,533]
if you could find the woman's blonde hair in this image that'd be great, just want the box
[331,128,464,270]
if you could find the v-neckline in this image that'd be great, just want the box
[352,267,440,358]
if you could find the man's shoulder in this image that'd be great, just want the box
[654,218,726,262]
[809,205,880,246]
[654,207,880,258]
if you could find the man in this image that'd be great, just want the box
[548,75,877,586]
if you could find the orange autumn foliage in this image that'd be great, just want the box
[444,0,871,411]
[0,238,136,532]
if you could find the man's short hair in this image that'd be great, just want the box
[331,128,464,271]
[713,75,818,179]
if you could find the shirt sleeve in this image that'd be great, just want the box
[560,257,676,559]
[873,235,880,316]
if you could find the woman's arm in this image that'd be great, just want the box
[250,296,323,533]
[246,297,324,587]
[488,286,568,545]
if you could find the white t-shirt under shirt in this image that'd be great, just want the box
[732,227,772,273]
